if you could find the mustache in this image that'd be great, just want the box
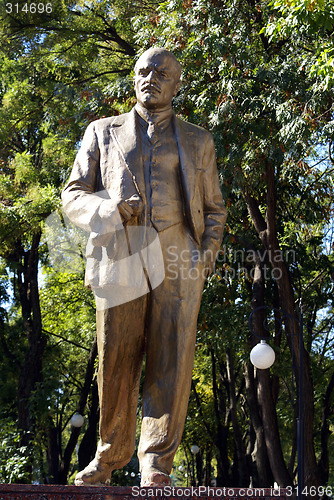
[141,84,160,92]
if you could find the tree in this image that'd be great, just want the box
[0,0,144,482]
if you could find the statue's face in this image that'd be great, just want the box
[134,52,181,111]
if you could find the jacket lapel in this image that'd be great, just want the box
[174,116,200,243]
[110,108,145,197]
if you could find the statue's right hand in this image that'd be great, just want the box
[118,194,143,222]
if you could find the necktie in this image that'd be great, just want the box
[147,120,159,144]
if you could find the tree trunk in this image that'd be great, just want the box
[317,371,334,485]
[47,423,59,484]
[243,160,320,489]
[78,379,99,470]
[226,348,249,486]
[244,361,273,487]
[209,346,231,486]
[195,452,204,486]
[251,259,293,486]
[257,368,293,486]
[204,447,212,486]
[58,334,98,484]
[16,231,47,467]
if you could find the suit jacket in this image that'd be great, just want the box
[62,108,227,289]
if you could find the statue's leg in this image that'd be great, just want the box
[75,294,147,485]
[138,223,206,486]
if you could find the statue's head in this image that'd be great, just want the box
[134,48,182,111]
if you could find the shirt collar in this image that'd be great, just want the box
[135,102,174,127]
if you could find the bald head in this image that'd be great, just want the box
[134,48,182,111]
[134,48,182,81]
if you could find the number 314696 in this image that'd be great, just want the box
[6,3,52,13]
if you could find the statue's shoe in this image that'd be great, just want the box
[74,458,112,486]
[140,467,171,487]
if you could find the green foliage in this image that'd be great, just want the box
[0,0,333,488]
[264,0,334,90]
[0,421,30,483]
[39,268,96,411]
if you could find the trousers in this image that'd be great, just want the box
[94,222,207,474]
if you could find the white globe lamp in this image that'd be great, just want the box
[70,413,84,428]
[191,445,200,455]
[250,340,275,369]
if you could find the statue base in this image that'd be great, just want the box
[0,484,290,499]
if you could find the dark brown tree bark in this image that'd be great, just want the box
[251,259,293,486]
[226,348,249,486]
[204,447,213,486]
[58,334,98,484]
[195,451,204,486]
[243,160,320,488]
[78,379,99,471]
[244,360,274,487]
[191,347,231,486]
[317,371,334,485]
[16,231,47,456]
[209,346,232,486]
[47,423,59,484]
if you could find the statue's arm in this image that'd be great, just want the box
[201,133,227,271]
[61,122,122,235]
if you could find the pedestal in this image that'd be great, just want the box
[0,484,289,500]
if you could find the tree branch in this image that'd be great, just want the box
[42,328,90,351]
[191,380,214,440]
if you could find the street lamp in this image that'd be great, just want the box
[70,413,84,428]
[191,445,200,455]
[250,339,275,369]
[249,303,304,500]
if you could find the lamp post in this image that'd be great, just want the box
[249,303,304,500]
[190,444,200,486]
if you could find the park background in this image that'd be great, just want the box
[0,0,333,493]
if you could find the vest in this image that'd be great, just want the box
[136,109,184,232]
